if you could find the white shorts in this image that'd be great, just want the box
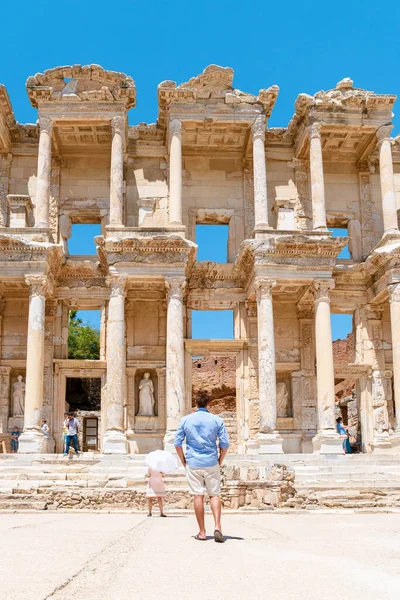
[185,464,221,496]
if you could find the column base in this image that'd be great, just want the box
[163,430,178,454]
[18,429,45,454]
[102,430,127,454]
[371,432,392,453]
[257,432,284,454]
[312,431,344,454]
[387,432,400,453]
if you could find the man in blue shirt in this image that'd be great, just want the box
[175,391,229,543]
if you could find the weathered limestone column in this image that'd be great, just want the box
[388,283,400,433]
[18,276,50,453]
[308,123,327,230]
[109,116,125,226]
[168,119,183,225]
[312,280,342,453]
[377,126,399,235]
[35,117,53,229]
[255,277,283,453]
[103,276,127,453]
[252,117,269,228]
[164,276,186,450]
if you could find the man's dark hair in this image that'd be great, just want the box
[195,389,210,409]
[336,417,342,423]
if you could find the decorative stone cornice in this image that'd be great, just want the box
[25,274,53,297]
[255,277,277,300]
[312,279,335,300]
[388,282,400,303]
[251,117,266,141]
[165,276,186,301]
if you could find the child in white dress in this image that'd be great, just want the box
[146,467,167,517]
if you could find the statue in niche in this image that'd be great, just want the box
[276,381,290,418]
[12,375,26,416]
[137,373,155,416]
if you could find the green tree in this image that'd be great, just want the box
[68,310,100,360]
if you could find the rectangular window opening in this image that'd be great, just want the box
[191,310,234,340]
[68,224,101,256]
[68,309,101,360]
[196,224,229,263]
[331,312,354,361]
[329,227,350,259]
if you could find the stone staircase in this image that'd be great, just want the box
[1,453,400,511]
[225,454,400,509]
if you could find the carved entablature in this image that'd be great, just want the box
[364,241,400,299]
[188,262,241,291]
[96,235,197,272]
[0,235,63,272]
[288,77,396,160]
[157,64,279,129]
[26,65,136,109]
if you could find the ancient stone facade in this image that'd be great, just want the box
[1,65,400,455]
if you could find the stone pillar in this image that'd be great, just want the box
[35,117,53,229]
[388,283,400,433]
[252,117,269,228]
[312,280,342,453]
[103,276,127,453]
[164,276,186,450]
[377,126,399,235]
[109,116,125,226]
[99,302,107,361]
[18,276,50,453]
[293,159,311,231]
[255,277,283,453]
[308,124,327,230]
[169,119,183,225]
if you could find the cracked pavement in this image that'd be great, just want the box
[2,512,400,599]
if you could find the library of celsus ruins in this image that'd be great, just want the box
[1,63,400,458]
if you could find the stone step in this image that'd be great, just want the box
[295,481,400,489]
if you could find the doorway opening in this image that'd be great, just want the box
[192,355,237,450]
[66,377,101,452]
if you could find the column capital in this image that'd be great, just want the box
[255,277,277,300]
[388,282,400,304]
[25,274,53,297]
[308,122,321,141]
[297,303,314,319]
[106,275,127,297]
[38,116,53,134]
[291,158,308,174]
[111,115,125,136]
[312,279,334,300]
[169,118,182,138]
[165,276,186,300]
[377,124,393,147]
[251,116,266,142]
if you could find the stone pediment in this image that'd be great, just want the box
[26,65,136,109]
[157,64,279,128]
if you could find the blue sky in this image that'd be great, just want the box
[2,0,391,339]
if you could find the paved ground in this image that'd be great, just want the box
[1,511,400,600]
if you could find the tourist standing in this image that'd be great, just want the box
[10,426,20,453]
[64,413,80,456]
[146,467,167,517]
[62,412,69,453]
[174,391,229,542]
[336,417,352,454]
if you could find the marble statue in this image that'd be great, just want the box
[12,375,26,416]
[276,381,289,418]
[137,372,155,416]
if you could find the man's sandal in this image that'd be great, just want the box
[214,530,225,543]
[194,533,207,541]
